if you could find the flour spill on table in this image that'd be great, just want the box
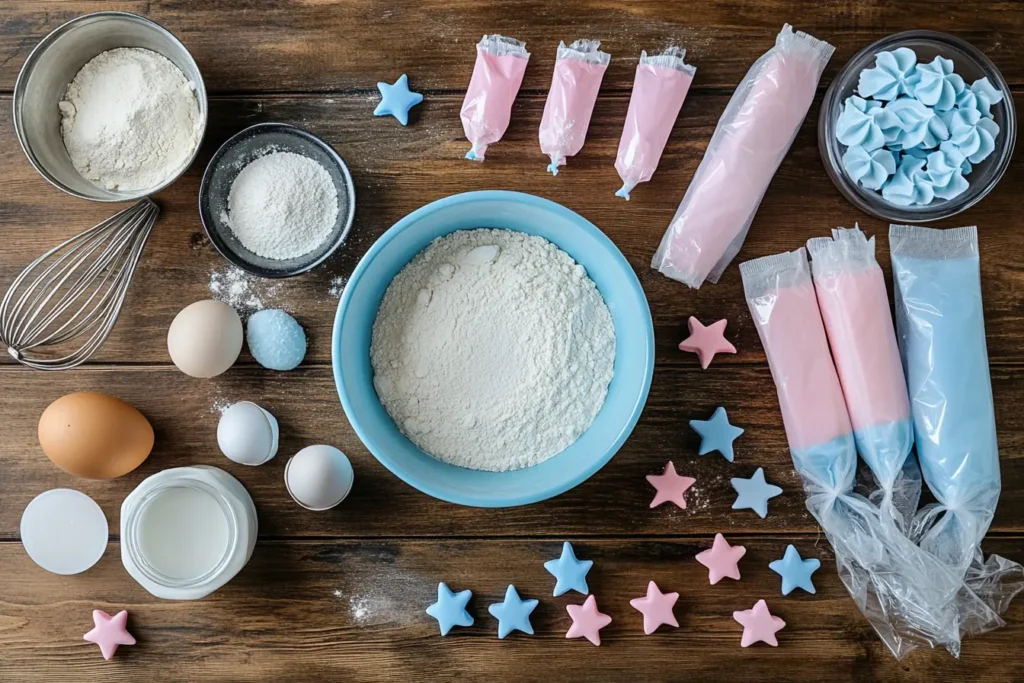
[208,264,280,316]
[328,275,348,298]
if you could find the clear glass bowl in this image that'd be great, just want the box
[819,31,1016,223]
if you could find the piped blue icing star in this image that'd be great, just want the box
[543,542,593,597]
[836,97,889,151]
[769,545,821,595]
[857,47,917,101]
[882,155,935,206]
[488,585,538,639]
[908,56,964,112]
[883,97,939,149]
[842,145,896,190]
[689,406,744,462]
[730,467,783,518]
[944,107,1000,164]
[373,74,423,126]
[426,582,474,636]
[957,77,1004,119]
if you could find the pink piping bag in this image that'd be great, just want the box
[614,47,695,199]
[539,40,610,175]
[806,226,917,524]
[652,25,834,287]
[461,35,530,161]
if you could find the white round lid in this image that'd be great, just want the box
[21,489,108,575]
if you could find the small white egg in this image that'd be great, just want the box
[217,402,278,466]
[284,445,354,511]
[167,300,243,378]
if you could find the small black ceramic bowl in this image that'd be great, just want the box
[199,122,356,278]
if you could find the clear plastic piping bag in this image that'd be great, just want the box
[613,47,694,199]
[461,35,530,161]
[742,247,974,660]
[806,227,919,529]
[653,25,834,287]
[539,40,610,175]
[890,224,1024,641]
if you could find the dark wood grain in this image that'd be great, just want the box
[2,537,1022,682]
[2,1,1023,681]
[2,1,1024,94]
[2,92,1022,367]
[1,364,1022,541]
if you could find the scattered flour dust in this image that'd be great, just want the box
[331,588,393,625]
[328,275,348,298]
[208,264,280,316]
[370,229,615,472]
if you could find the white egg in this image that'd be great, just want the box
[217,402,278,466]
[167,300,243,378]
[284,445,354,511]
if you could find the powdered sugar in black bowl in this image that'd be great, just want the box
[200,122,356,278]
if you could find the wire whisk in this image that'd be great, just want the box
[0,199,160,370]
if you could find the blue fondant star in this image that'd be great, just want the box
[487,585,538,639]
[543,542,593,597]
[373,74,423,126]
[425,582,474,636]
[690,406,744,462]
[769,545,821,596]
[730,467,783,518]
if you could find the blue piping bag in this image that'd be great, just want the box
[890,224,1023,648]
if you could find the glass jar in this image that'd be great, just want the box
[818,31,1016,222]
[121,466,257,600]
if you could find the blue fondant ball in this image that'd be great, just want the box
[246,309,306,371]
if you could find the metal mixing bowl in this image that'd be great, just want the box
[13,12,208,202]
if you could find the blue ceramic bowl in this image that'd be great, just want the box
[332,191,653,507]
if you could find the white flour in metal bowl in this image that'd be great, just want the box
[370,229,615,472]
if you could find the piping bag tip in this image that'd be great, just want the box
[615,183,635,200]
[465,148,485,162]
[547,160,561,176]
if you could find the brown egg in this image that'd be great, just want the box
[38,392,154,479]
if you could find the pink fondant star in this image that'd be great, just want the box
[565,595,612,646]
[646,461,696,509]
[629,581,679,635]
[678,316,737,369]
[83,610,136,660]
[733,599,786,647]
[695,533,746,584]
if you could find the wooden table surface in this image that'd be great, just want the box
[2,1,1023,681]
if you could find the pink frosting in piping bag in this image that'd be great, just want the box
[741,249,852,451]
[539,40,610,175]
[614,47,694,200]
[461,35,530,161]
[652,25,834,287]
[807,229,910,431]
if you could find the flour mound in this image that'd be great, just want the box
[370,229,616,471]
[226,151,339,260]
[60,48,202,192]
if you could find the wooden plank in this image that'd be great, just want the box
[1,537,1022,681]
[2,92,1022,367]
[2,1,1023,93]
[2,364,1023,539]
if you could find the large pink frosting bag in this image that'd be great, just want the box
[652,25,834,287]
[461,35,530,161]
[539,40,610,175]
[614,47,694,200]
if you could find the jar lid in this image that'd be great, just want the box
[21,489,108,575]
